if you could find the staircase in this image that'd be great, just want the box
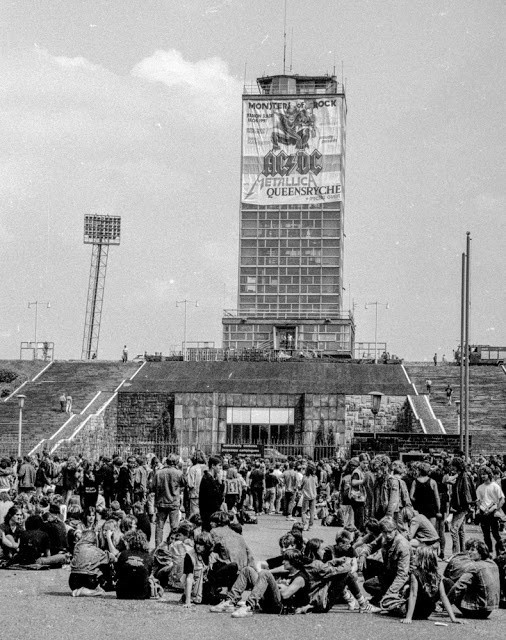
[405,363,506,455]
[0,360,142,455]
[408,395,445,434]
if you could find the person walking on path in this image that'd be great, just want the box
[446,384,453,405]
[425,379,432,395]
[65,394,73,414]
[59,393,66,413]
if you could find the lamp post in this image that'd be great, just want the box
[364,302,389,363]
[28,301,51,360]
[369,391,383,439]
[176,299,199,360]
[17,394,26,457]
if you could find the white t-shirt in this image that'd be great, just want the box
[477,481,504,511]
[0,499,14,525]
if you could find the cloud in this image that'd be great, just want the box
[0,46,243,358]
[131,49,241,115]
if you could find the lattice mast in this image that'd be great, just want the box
[81,215,121,360]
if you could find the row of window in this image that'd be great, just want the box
[241,275,339,285]
[241,256,340,266]
[241,238,339,248]
[242,218,340,229]
[241,267,340,277]
[222,324,350,335]
[241,228,339,238]
[240,284,337,294]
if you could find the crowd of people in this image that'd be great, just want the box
[0,448,505,622]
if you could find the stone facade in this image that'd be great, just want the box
[345,395,408,434]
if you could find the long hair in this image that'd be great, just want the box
[414,545,440,593]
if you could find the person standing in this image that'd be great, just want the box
[249,460,265,516]
[198,456,223,531]
[476,466,505,554]
[433,353,438,366]
[425,379,432,395]
[59,393,67,413]
[283,461,298,520]
[187,451,207,518]
[448,458,476,554]
[445,384,453,405]
[152,453,184,546]
[300,463,318,531]
[65,394,73,414]
[121,345,128,363]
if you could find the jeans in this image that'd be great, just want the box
[275,486,284,513]
[480,512,502,553]
[251,487,264,514]
[436,515,446,557]
[284,491,296,517]
[450,510,467,554]
[351,500,365,532]
[155,505,180,547]
[229,566,282,612]
[301,496,316,527]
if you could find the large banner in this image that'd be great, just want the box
[241,96,344,205]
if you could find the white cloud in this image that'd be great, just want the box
[131,49,241,114]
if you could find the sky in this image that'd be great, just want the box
[0,0,505,362]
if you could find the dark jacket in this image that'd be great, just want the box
[198,471,223,517]
[450,471,476,512]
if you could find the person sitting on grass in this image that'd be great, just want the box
[209,549,310,617]
[361,516,411,610]
[446,539,500,619]
[394,546,462,624]
[302,538,378,614]
[182,531,216,606]
[402,506,440,548]
[153,523,194,590]
[70,530,114,596]
[0,506,24,561]
[115,530,154,600]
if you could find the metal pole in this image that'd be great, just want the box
[18,405,23,458]
[459,252,466,452]
[464,232,471,460]
[34,302,38,358]
[183,300,188,359]
[374,302,378,364]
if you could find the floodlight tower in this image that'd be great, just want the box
[81,215,121,360]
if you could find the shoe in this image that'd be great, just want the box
[209,600,236,613]
[303,524,309,531]
[72,588,83,597]
[231,604,253,618]
[286,516,295,521]
[359,602,381,614]
[347,599,359,611]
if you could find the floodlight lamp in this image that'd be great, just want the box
[17,394,26,409]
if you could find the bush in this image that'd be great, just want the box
[1,388,10,398]
[0,370,17,384]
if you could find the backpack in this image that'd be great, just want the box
[225,478,239,495]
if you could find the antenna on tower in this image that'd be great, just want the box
[283,0,287,74]
[289,27,294,72]
[342,62,345,87]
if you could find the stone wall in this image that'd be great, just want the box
[345,395,407,434]
[351,432,467,460]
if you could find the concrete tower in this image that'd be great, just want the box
[222,74,354,356]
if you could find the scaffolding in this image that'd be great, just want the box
[81,215,121,360]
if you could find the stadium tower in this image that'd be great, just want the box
[222,74,354,356]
